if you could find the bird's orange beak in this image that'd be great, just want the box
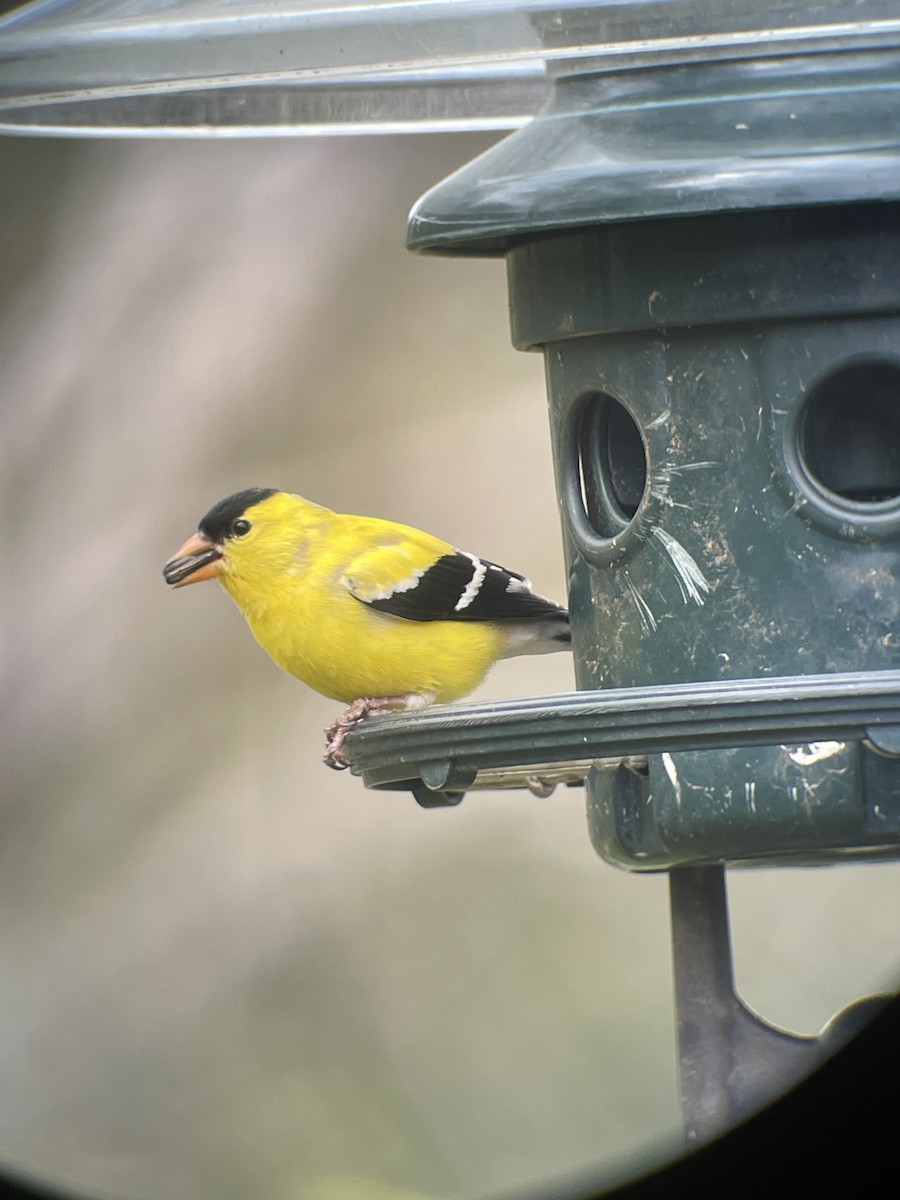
[163,532,223,588]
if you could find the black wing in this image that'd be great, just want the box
[359,551,567,624]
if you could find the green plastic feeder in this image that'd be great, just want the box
[344,22,900,879]
[341,7,900,1140]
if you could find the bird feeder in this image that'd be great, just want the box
[348,5,900,1139]
[4,0,899,1149]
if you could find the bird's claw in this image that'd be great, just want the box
[323,723,353,770]
[323,696,414,771]
[323,697,379,770]
[323,747,350,771]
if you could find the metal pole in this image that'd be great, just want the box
[669,866,820,1143]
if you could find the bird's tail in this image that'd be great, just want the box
[499,611,571,658]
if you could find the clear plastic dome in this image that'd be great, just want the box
[1,0,898,135]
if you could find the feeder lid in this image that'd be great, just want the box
[1,0,898,137]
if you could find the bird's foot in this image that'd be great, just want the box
[323,693,434,770]
[324,697,383,770]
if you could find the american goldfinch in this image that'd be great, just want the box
[163,489,570,768]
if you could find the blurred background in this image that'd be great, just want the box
[1,133,899,1200]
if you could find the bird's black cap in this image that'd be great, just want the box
[198,488,278,542]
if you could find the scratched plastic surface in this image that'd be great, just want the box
[515,203,900,868]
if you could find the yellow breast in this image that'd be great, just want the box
[245,583,504,703]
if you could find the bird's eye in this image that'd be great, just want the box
[232,518,252,537]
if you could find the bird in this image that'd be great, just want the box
[163,489,571,769]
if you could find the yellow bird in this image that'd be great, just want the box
[163,489,570,768]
